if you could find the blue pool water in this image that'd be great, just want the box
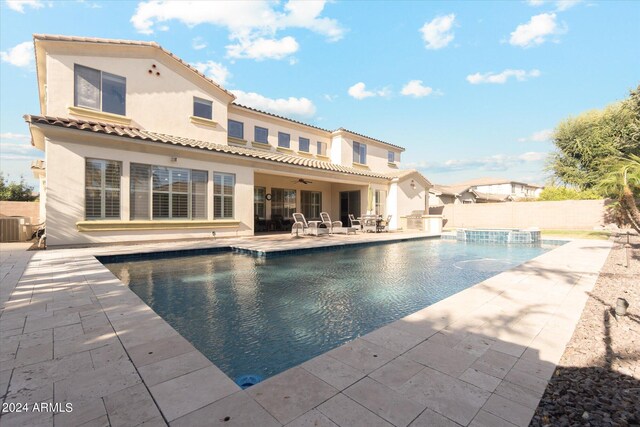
[101,239,551,382]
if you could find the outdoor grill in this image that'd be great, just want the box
[405,210,425,230]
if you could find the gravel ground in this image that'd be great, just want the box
[531,235,640,426]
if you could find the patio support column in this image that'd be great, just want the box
[388,178,399,230]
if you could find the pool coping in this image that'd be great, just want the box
[0,235,612,426]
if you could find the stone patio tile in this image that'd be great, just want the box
[471,350,518,379]
[361,324,424,354]
[469,410,517,427]
[511,357,556,381]
[344,377,425,427]
[11,341,53,368]
[453,333,495,357]
[53,397,107,427]
[0,367,11,396]
[89,341,129,367]
[408,408,460,427]
[54,323,85,341]
[23,312,80,333]
[55,358,140,402]
[0,315,25,332]
[150,365,239,422]
[316,393,392,427]
[301,353,366,390]
[47,297,94,312]
[104,383,163,427]
[489,340,528,358]
[287,409,338,427]
[80,312,112,335]
[405,340,477,377]
[388,318,440,340]
[79,414,110,426]
[427,330,469,348]
[482,394,535,427]
[247,366,337,424]
[54,330,118,358]
[494,380,543,409]
[137,350,211,387]
[369,355,424,390]
[397,367,490,426]
[127,334,196,368]
[459,368,502,392]
[4,379,53,405]
[171,390,279,427]
[115,317,179,348]
[0,407,53,427]
[0,339,19,362]
[325,339,395,374]
[136,415,166,426]
[503,367,549,395]
[10,351,93,389]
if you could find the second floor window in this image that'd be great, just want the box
[75,64,126,116]
[388,151,396,163]
[255,126,269,144]
[193,97,213,120]
[278,132,290,148]
[299,137,310,152]
[228,120,244,139]
[317,141,327,156]
[353,141,367,164]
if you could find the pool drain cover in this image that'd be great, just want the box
[235,374,263,389]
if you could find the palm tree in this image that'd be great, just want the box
[597,154,640,232]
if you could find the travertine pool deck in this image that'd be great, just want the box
[0,234,612,426]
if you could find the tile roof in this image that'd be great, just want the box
[334,128,405,151]
[450,177,542,188]
[32,34,235,99]
[24,115,406,181]
[231,103,332,133]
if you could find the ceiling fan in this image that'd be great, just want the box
[292,178,313,185]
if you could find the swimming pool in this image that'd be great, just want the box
[101,239,552,384]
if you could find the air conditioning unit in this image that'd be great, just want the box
[0,217,30,242]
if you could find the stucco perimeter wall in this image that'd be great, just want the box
[0,201,41,223]
[441,199,611,230]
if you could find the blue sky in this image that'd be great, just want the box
[1,0,639,188]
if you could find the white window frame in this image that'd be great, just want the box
[214,173,235,219]
[85,158,121,220]
[74,64,126,115]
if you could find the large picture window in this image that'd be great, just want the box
[214,173,235,219]
[271,188,296,219]
[353,141,367,164]
[75,64,126,116]
[130,163,207,220]
[301,191,321,220]
[85,159,121,220]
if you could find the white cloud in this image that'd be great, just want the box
[518,129,553,142]
[401,80,433,98]
[1,132,30,141]
[518,151,547,161]
[509,13,566,48]
[192,37,207,50]
[323,94,337,102]
[525,0,582,11]
[226,36,299,61]
[231,90,316,118]
[130,0,343,60]
[5,0,44,13]
[412,151,548,173]
[466,69,541,84]
[191,61,230,86]
[420,14,456,50]
[0,41,34,68]
[347,82,390,100]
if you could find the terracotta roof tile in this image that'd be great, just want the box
[24,115,398,181]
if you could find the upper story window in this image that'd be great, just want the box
[353,141,367,164]
[255,126,269,144]
[75,64,126,116]
[317,141,327,156]
[193,97,213,120]
[228,119,244,139]
[511,184,516,193]
[278,132,290,148]
[388,151,396,163]
[299,137,310,152]
[85,158,121,220]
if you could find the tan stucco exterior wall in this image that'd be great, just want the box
[45,52,230,145]
[44,136,254,246]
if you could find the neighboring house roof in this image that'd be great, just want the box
[471,191,512,202]
[386,168,432,187]
[429,183,473,196]
[451,177,543,188]
[32,34,235,99]
[24,115,416,182]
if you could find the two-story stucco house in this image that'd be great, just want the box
[24,35,432,247]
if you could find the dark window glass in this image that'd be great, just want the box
[255,126,269,143]
[102,72,126,115]
[228,120,244,139]
[299,137,310,152]
[193,97,213,119]
[278,132,290,148]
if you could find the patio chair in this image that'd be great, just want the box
[348,214,362,230]
[362,214,378,233]
[378,215,392,232]
[291,213,322,236]
[320,212,342,233]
